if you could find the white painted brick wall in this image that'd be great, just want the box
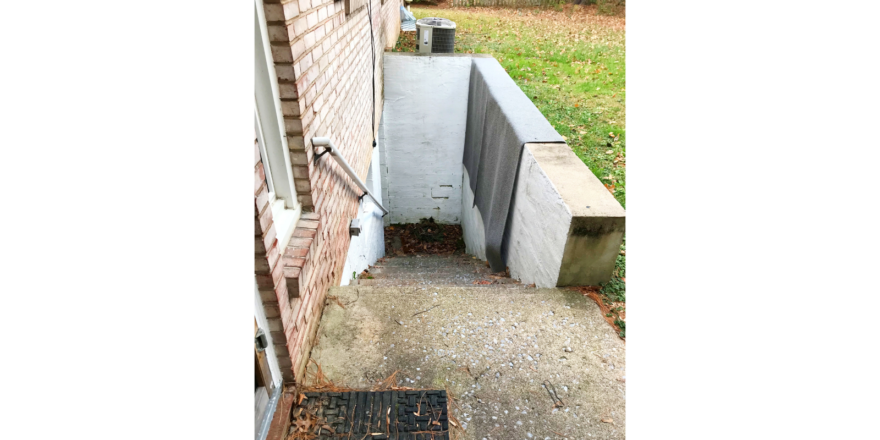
[379,54,473,225]
[341,146,386,285]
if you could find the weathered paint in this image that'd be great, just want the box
[342,146,386,285]
[463,144,625,287]
[461,165,487,260]
[379,53,473,225]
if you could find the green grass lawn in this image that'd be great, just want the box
[394,5,626,332]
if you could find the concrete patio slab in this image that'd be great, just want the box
[309,286,626,440]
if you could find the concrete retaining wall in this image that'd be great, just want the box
[502,146,572,287]
[461,166,487,260]
[382,53,625,287]
[379,53,477,225]
[462,144,625,287]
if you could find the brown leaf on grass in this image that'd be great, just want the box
[570,286,624,341]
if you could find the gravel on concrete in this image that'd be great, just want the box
[309,285,626,440]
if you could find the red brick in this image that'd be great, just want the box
[288,237,313,248]
[266,241,281,271]
[262,223,277,253]
[254,162,266,194]
[292,227,317,239]
[297,219,319,230]
[282,1,300,18]
[256,0,401,383]
[285,246,309,258]
[300,212,320,221]
[275,281,289,308]
[283,255,306,269]
[258,202,273,233]
[255,185,270,215]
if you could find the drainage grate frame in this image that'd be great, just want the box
[291,390,450,439]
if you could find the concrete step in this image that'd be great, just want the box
[358,253,521,288]
[356,278,527,288]
[366,265,491,277]
[373,254,485,267]
[310,285,626,440]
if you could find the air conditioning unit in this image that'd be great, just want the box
[415,17,456,54]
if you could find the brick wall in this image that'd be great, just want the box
[257,0,400,383]
[254,136,294,382]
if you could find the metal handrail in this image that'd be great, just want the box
[310,137,388,216]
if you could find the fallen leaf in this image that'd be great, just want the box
[574,103,579,108]
[606,150,614,154]
[602,418,614,424]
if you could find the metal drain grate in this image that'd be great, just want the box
[292,390,449,439]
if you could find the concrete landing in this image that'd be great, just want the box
[310,286,626,440]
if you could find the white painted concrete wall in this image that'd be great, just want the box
[461,166,486,260]
[341,146,386,285]
[502,146,571,288]
[461,148,571,288]
[380,54,473,225]
[254,281,282,387]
